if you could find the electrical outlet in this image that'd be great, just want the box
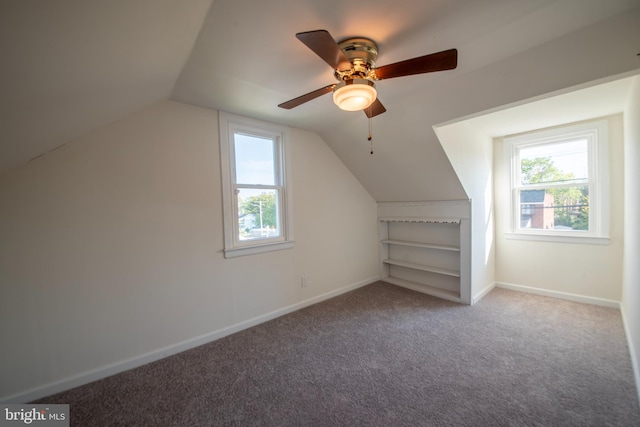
[301,274,308,287]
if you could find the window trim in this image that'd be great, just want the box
[219,111,294,258]
[503,119,609,244]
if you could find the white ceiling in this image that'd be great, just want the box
[174,0,634,123]
[443,76,637,139]
[2,0,639,201]
[0,0,213,173]
[434,74,637,201]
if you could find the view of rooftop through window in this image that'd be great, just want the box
[518,138,590,231]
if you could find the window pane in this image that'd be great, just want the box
[234,133,275,185]
[519,139,588,185]
[237,188,280,241]
[519,186,589,231]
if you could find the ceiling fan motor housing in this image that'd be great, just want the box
[279,29,457,118]
[335,37,379,80]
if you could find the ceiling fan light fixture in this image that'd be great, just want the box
[333,79,377,111]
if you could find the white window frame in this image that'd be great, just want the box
[504,119,609,244]
[219,111,294,258]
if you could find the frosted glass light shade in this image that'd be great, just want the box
[333,79,377,111]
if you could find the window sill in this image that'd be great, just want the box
[224,240,295,258]
[504,232,609,245]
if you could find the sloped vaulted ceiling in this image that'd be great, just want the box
[172,0,640,202]
[0,0,213,173]
[2,0,639,202]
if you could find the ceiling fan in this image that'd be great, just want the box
[278,30,458,118]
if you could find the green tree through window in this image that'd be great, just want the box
[506,119,608,240]
[239,192,277,230]
[520,157,588,230]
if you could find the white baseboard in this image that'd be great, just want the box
[620,304,640,408]
[495,282,620,308]
[472,282,496,305]
[1,276,380,404]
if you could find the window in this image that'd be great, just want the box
[219,112,293,258]
[504,119,609,243]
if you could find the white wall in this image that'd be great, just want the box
[0,101,380,401]
[493,115,625,302]
[435,123,496,303]
[622,76,640,401]
[436,78,630,304]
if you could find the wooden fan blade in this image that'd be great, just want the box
[296,30,351,71]
[374,49,457,80]
[364,98,386,118]
[278,84,335,109]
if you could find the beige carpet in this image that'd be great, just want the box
[35,281,640,426]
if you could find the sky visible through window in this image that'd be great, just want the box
[234,133,275,198]
[520,138,588,180]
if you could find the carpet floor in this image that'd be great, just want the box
[35,281,640,426]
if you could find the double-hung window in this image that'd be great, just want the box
[504,119,609,243]
[219,112,293,258]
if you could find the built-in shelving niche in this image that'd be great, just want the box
[378,201,471,304]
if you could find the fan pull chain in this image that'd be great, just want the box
[368,117,373,154]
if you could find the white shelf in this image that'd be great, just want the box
[381,239,460,252]
[379,216,461,224]
[378,202,471,304]
[383,259,460,277]
[382,277,461,303]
